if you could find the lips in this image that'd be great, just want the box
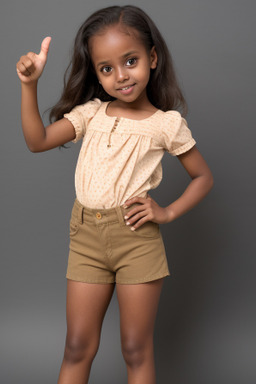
[117,83,136,91]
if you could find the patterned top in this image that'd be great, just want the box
[64,98,196,209]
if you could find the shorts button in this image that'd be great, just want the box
[96,212,102,219]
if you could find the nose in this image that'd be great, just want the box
[116,66,129,82]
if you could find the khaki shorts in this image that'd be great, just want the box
[66,198,170,284]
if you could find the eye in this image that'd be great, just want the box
[126,58,137,66]
[101,66,112,73]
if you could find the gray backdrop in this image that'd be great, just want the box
[1,0,255,383]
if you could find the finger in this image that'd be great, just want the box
[25,56,35,72]
[17,62,31,76]
[38,36,52,60]
[128,216,149,231]
[22,55,35,72]
[27,51,37,61]
[17,56,34,76]
[124,196,143,206]
[127,207,148,220]
[125,213,145,227]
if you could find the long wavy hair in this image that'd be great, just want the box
[50,5,187,123]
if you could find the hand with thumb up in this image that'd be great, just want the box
[16,37,52,84]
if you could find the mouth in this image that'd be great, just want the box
[117,83,136,91]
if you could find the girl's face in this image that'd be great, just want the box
[89,25,157,107]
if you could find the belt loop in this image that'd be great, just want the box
[115,206,125,226]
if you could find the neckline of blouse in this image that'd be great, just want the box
[103,101,161,122]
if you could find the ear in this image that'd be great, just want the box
[150,46,157,69]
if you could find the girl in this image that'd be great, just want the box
[16,5,213,384]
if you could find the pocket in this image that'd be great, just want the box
[123,220,160,239]
[70,219,80,237]
[69,203,81,237]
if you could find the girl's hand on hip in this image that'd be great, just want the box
[16,37,52,84]
[123,194,170,230]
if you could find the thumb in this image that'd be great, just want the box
[38,36,52,60]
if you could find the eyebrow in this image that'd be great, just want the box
[96,51,140,68]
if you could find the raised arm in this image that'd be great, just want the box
[16,37,75,152]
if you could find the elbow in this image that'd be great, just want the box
[24,135,47,153]
[206,170,214,192]
[24,138,38,153]
[27,144,40,153]
[28,144,52,153]
[28,146,37,153]
[26,140,44,153]
[193,170,214,195]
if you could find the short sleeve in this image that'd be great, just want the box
[162,111,196,156]
[63,98,102,143]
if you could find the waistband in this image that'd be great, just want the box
[73,198,141,226]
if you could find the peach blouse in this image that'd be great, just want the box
[64,98,196,209]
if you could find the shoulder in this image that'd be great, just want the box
[73,98,102,114]
[160,110,183,125]
[82,97,102,108]
[64,98,103,123]
[63,98,103,142]
[160,110,196,155]
[159,109,190,131]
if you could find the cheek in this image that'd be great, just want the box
[99,78,115,94]
[100,77,112,89]
[137,68,151,84]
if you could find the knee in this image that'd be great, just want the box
[121,338,148,368]
[64,334,99,364]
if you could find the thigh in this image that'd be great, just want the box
[66,279,115,341]
[116,279,164,343]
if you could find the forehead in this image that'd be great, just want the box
[89,25,147,65]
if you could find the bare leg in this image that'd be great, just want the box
[57,279,115,384]
[116,278,164,384]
